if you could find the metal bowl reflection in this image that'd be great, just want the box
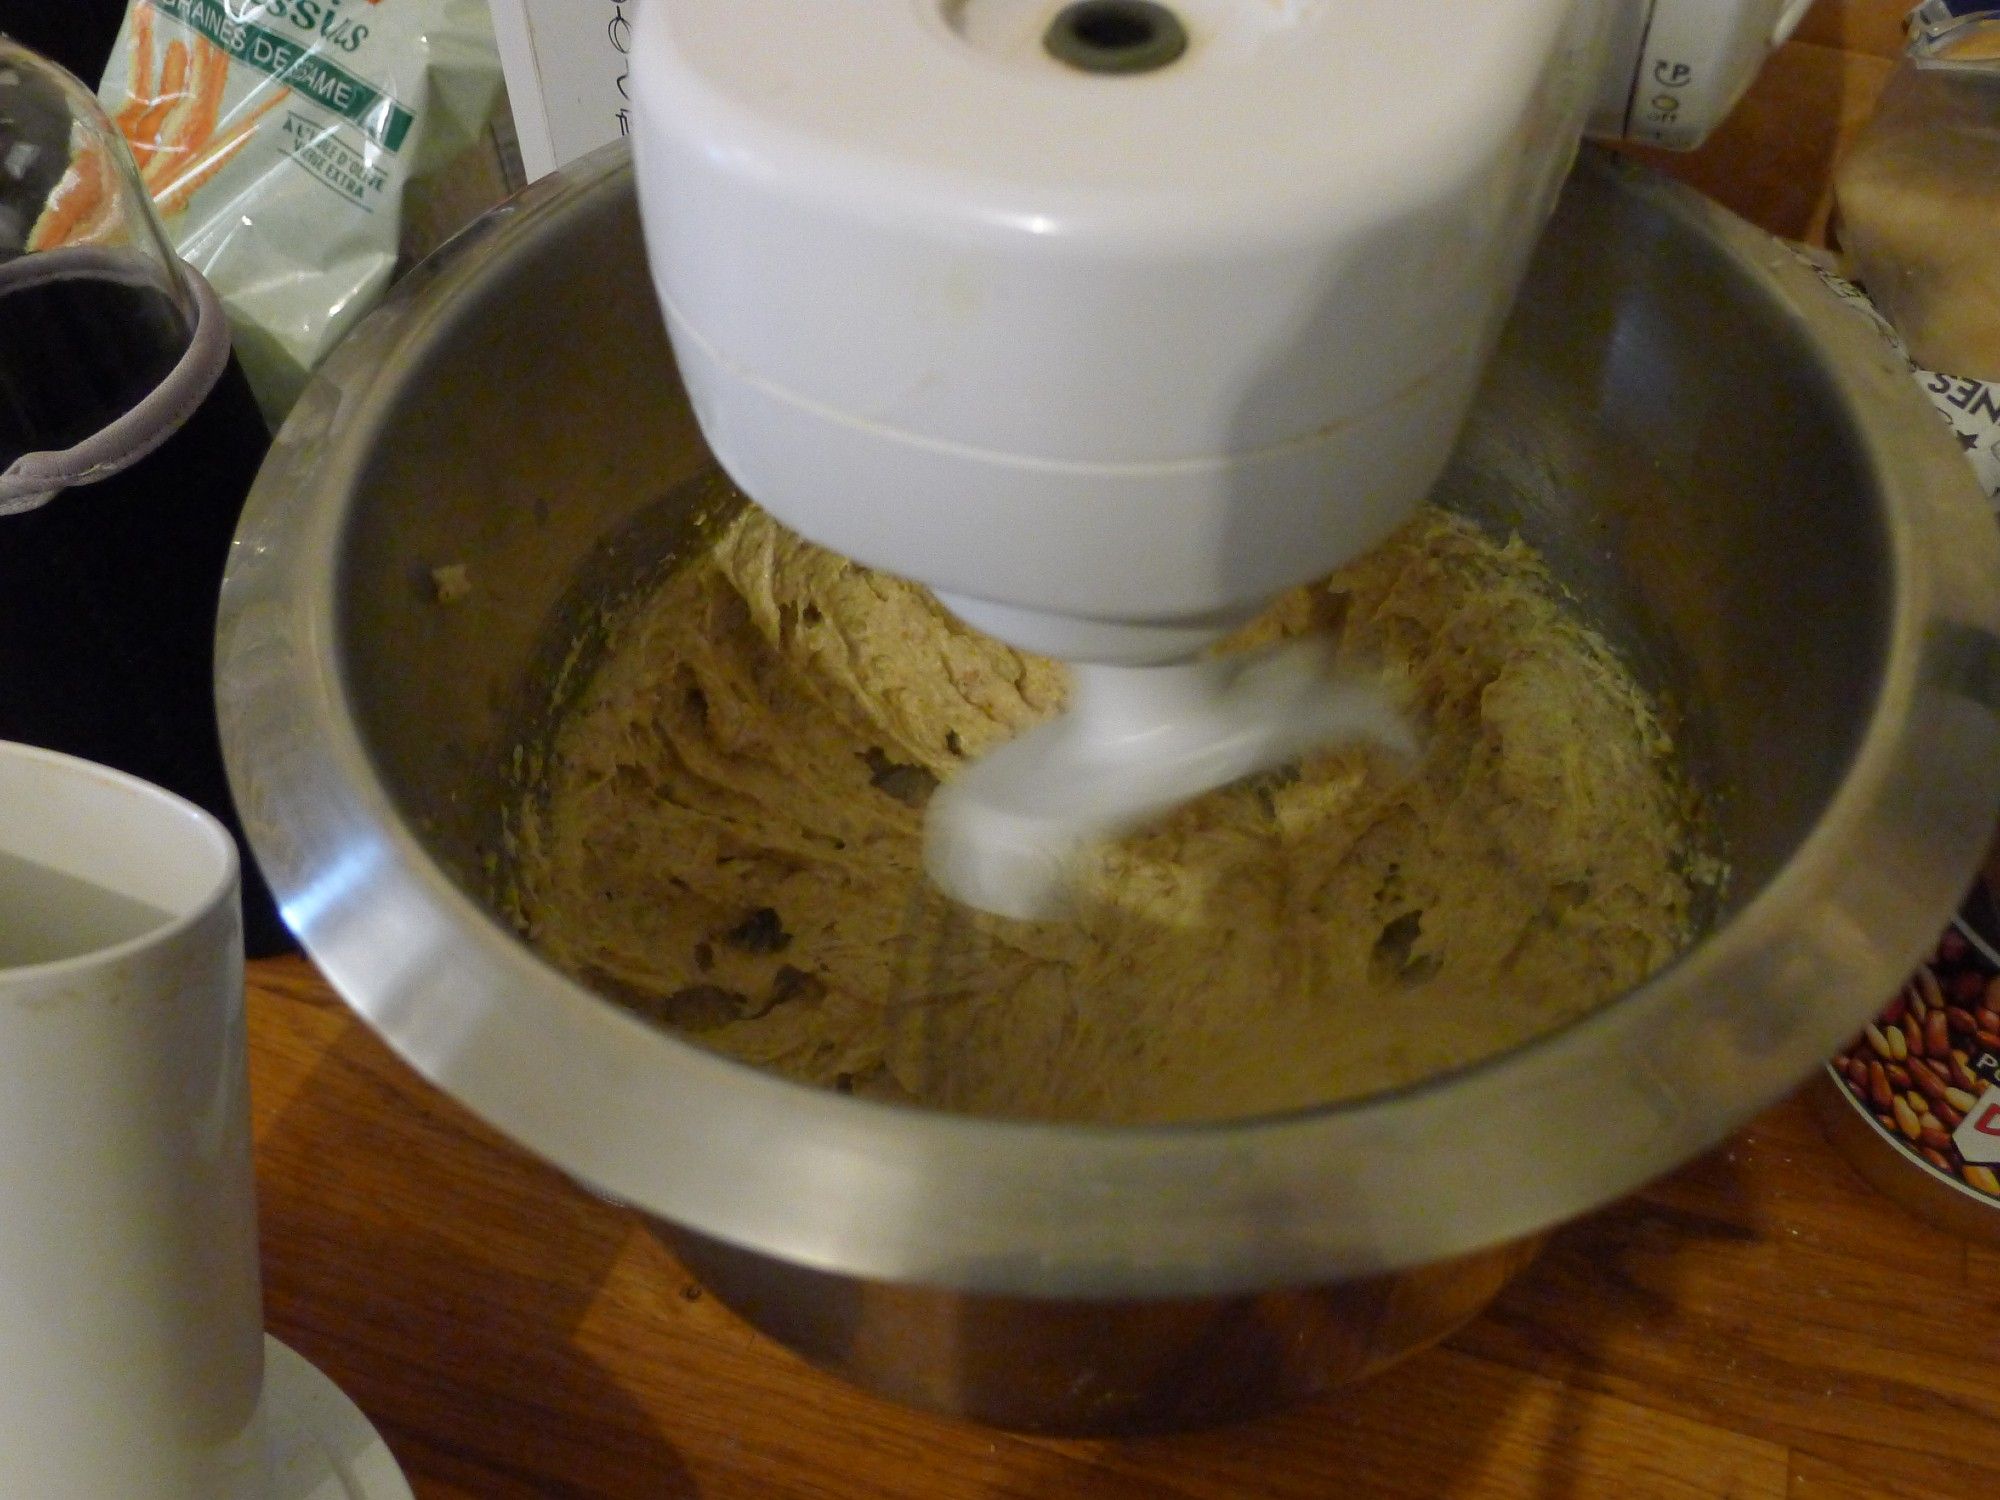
[217,146,2000,1431]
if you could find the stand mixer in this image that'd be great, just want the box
[628,0,1806,918]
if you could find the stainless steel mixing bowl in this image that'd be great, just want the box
[217,145,2000,1432]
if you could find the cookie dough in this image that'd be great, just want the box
[509,504,1705,1124]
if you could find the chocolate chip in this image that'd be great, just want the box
[641,985,744,1033]
[861,747,940,808]
[739,964,825,1021]
[770,965,823,1006]
[1368,910,1441,987]
[725,907,791,954]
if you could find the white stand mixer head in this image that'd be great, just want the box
[630,0,1619,657]
[629,0,1796,912]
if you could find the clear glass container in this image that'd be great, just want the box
[1834,1,2000,381]
[0,38,288,955]
[0,39,208,510]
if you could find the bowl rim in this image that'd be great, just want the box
[217,145,2000,1297]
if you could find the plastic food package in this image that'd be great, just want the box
[1791,248,2000,504]
[1819,888,2000,1241]
[1834,1,2000,382]
[36,0,509,422]
[1801,226,2000,1241]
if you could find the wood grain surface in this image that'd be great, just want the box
[248,2,2000,1495]
[1622,0,1903,244]
[248,954,2000,1500]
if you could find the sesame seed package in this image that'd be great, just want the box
[41,0,505,421]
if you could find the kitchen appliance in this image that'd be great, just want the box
[626,0,1815,915]
[215,147,2000,1431]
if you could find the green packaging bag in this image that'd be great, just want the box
[37,0,505,421]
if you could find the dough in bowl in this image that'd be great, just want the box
[509,503,1707,1124]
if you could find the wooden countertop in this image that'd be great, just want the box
[249,954,2000,1500]
[249,4,2000,1495]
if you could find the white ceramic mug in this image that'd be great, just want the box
[0,741,267,1498]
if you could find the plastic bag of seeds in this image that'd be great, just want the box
[36,0,509,422]
[1796,226,2000,1236]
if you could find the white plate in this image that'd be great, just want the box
[265,1336,414,1500]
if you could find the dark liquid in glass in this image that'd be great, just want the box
[0,272,187,464]
[0,267,290,953]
